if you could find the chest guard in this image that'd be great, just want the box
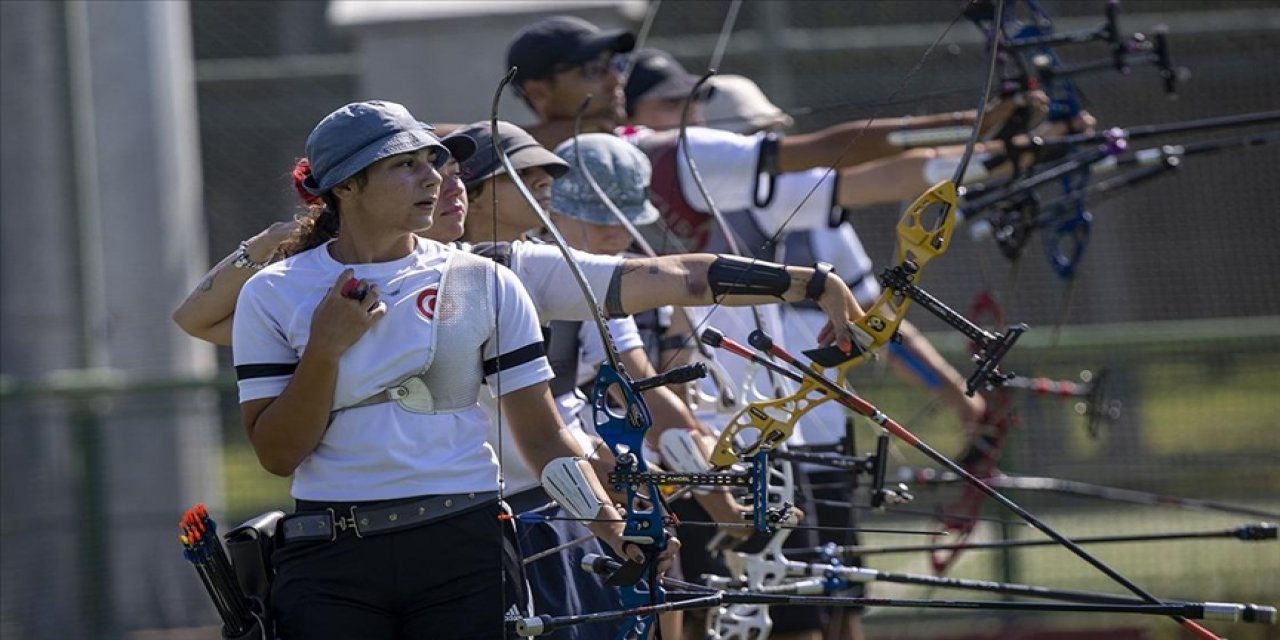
[634,130,714,253]
[336,251,496,415]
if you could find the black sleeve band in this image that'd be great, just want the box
[482,341,547,376]
[758,133,781,176]
[753,133,781,208]
[235,363,298,380]
[707,255,792,301]
[806,262,834,302]
[827,172,849,228]
[604,263,628,318]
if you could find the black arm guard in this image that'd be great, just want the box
[707,255,792,301]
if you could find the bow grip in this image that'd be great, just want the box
[592,364,654,462]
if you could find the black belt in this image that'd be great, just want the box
[281,491,499,543]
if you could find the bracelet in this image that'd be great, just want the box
[805,262,834,302]
[232,240,272,270]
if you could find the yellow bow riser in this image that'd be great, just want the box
[710,180,960,468]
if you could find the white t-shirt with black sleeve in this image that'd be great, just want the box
[620,125,840,236]
[233,237,552,502]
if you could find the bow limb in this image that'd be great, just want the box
[492,69,669,640]
[677,69,793,402]
[928,289,1016,574]
[569,101,758,418]
[670,0,803,405]
[699,2,1227,632]
[706,0,1000,465]
[960,0,1188,280]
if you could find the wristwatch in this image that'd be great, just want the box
[805,262,834,302]
[232,240,271,270]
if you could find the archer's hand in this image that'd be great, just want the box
[982,89,1051,138]
[592,511,683,574]
[1034,109,1098,138]
[244,219,301,263]
[814,276,865,354]
[307,269,386,358]
[694,490,754,540]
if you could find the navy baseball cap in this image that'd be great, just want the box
[624,49,712,116]
[455,121,570,190]
[439,131,477,163]
[551,133,659,227]
[507,16,636,87]
[303,100,449,195]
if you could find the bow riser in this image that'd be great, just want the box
[709,179,963,468]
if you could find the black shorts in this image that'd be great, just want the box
[270,499,521,640]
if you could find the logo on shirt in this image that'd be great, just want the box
[416,286,439,320]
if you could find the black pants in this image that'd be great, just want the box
[270,500,522,639]
[514,504,625,640]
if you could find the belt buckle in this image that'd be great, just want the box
[327,506,364,539]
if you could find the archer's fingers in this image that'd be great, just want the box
[620,541,647,565]
[364,285,388,319]
[655,537,681,574]
[816,321,836,345]
[331,268,357,296]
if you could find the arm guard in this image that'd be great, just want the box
[657,429,712,474]
[541,457,609,521]
[658,429,716,496]
[707,255,792,301]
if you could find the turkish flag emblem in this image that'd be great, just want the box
[416,286,439,320]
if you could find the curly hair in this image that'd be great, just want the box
[277,158,363,257]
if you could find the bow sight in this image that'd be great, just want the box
[965,0,1187,129]
[876,260,1027,395]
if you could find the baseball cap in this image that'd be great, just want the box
[303,100,449,195]
[507,16,636,87]
[700,75,794,134]
[455,121,570,190]
[551,133,659,226]
[624,49,712,116]
[439,131,477,163]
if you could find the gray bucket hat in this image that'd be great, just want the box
[551,133,659,227]
[302,100,449,195]
[455,120,569,191]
